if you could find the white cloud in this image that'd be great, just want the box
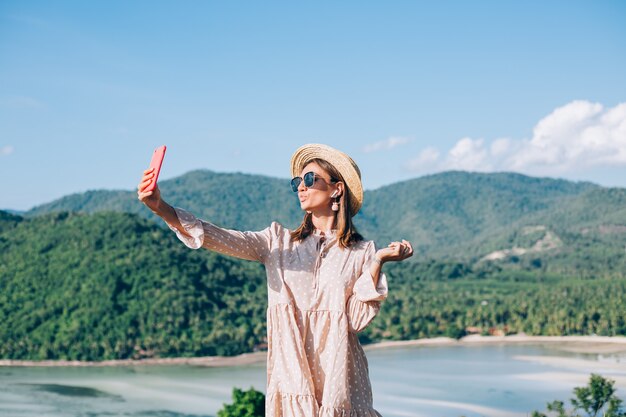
[363,136,410,153]
[407,100,626,176]
[490,138,514,157]
[0,146,15,156]
[407,147,440,171]
[445,137,491,171]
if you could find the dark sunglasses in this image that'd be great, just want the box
[290,171,334,192]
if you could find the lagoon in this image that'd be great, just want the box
[2,342,625,417]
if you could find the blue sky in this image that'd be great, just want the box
[1,1,625,210]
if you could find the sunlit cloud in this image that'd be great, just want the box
[363,136,410,153]
[407,100,626,175]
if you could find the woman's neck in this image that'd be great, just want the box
[311,213,336,233]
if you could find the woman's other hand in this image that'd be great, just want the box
[376,239,413,264]
[137,167,162,213]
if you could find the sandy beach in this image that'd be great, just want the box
[365,334,626,354]
[2,334,625,368]
[0,350,268,368]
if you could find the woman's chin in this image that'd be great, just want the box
[301,203,319,214]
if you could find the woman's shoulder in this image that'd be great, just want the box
[266,221,292,238]
[348,237,374,252]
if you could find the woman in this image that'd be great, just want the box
[137,143,413,417]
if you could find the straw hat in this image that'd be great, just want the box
[290,143,363,216]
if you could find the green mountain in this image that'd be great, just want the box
[4,170,624,361]
[0,211,268,360]
[357,171,604,257]
[24,170,626,261]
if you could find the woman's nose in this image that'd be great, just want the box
[298,180,307,191]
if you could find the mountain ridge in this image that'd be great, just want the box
[21,169,626,259]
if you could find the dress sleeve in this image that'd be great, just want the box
[346,241,389,333]
[164,207,273,264]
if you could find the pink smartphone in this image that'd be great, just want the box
[146,145,166,192]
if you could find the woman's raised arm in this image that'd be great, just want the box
[137,167,274,263]
[137,167,193,239]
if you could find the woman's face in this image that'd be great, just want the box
[297,162,342,215]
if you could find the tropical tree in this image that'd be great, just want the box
[532,374,626,417]
[217,387,265,417]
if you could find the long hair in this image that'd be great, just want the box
[290,158,363,249]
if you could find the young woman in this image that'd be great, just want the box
[137,143,413,417]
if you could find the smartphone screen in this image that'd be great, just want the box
[146,145,166,192]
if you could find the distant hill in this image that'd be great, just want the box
[0,209,26,216]
[357,171,605,257]
[25,170,626,260]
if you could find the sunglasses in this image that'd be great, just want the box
[290,171,334,192]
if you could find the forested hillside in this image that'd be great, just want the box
[0,211,267,360]
[2,203,625,360]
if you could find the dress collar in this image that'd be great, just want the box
[313,228,337,237]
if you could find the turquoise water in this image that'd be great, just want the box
[1,344,624,417]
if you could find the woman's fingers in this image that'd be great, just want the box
[385,240,413,260]
[138,178,150,189]
[137,190,153,201]
[402,239,413,257]
[137,171,156,192]
[138,178,153,191]
[378,240,414,263]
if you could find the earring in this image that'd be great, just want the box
[331,197,340,212]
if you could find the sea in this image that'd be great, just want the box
[1,343,625,417]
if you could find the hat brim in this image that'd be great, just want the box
[290,144,363,216]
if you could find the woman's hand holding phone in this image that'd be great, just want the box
[136,148,192,238]
[137,167,162,213]
[138,145,166,214]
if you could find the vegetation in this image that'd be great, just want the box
[2,171,625,361]
[0,211,268,360]
[1,206,626,360]
[217,387,265,417]
[532,374,626,417]
[364,260,626,343]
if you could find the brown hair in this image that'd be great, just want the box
[290,158,363,249]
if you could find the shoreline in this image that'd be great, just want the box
[363,334,626,354]
[2,334,625,367]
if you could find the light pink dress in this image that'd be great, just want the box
[166,207,388,417]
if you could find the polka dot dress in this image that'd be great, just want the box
[167,207,388,417]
